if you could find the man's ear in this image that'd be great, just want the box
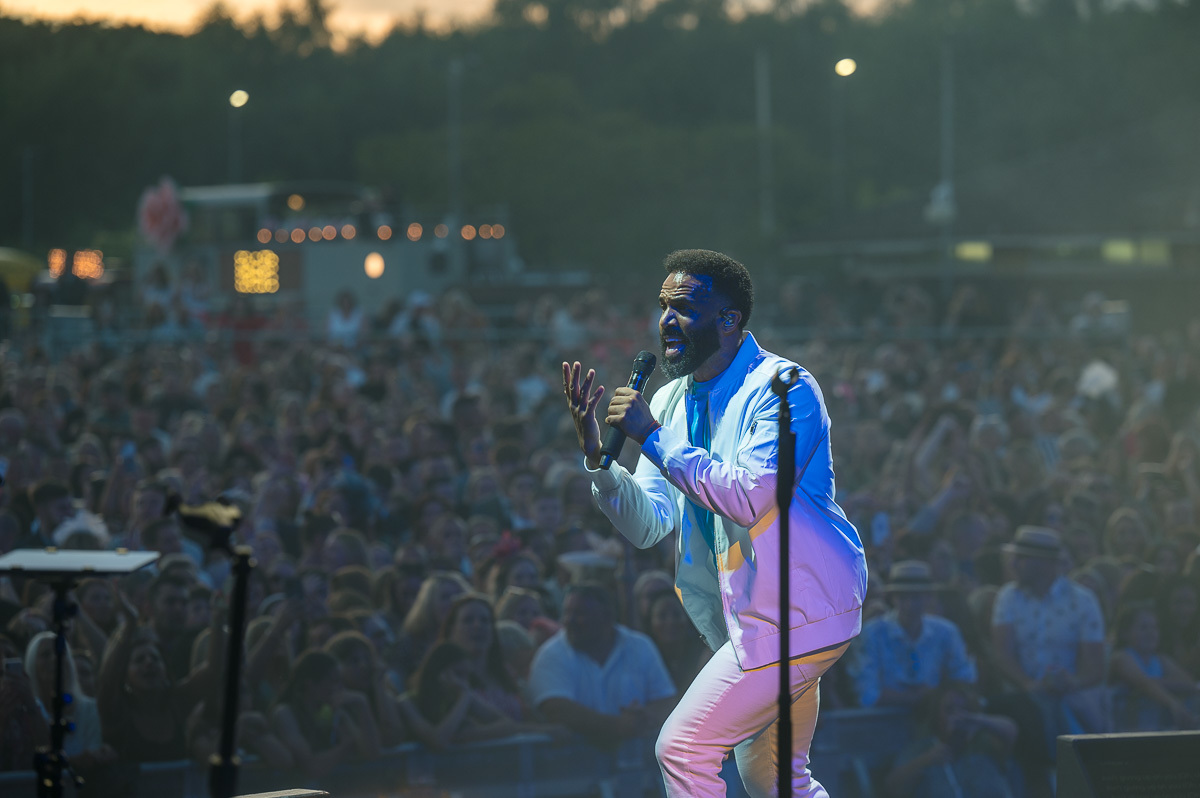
[721,309,742,331]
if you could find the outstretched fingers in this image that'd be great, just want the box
[585,384,605,416]
[562,362,602,412]
[563,361,582,402]
[579,367,596,402]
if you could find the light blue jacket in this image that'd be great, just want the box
[589,332,867,669]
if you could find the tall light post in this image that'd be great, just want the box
[447,59,464,276]
[831,58,856,219]
[21,147,34,250]
[924,42,957,271]
[228,89,249,183]
[755,49,775,238]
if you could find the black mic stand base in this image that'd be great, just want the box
[209,753,241,798]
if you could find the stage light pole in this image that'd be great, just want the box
[756,49,775,238]
[831,58,856,219]
[228,89,249,183]
[448,59,466,276]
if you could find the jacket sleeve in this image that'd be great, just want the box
[638,374,827,529]
[587,453,679,550]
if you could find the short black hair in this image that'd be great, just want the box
[563,581,616,618]
[31,480,71,507]
[663,249,754,329]
[148,572,190,603]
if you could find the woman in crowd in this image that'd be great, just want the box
[885,684,1019,798]
[1,633,50,771]
[398,571,470,678]
[438,594,524,720]
[486,550,543,602]
[495,586,544,630]
[373,560,427,633]
[72,578,119,661]
[1104,507,1151,564]
[644,590,708,693]
[1109,601,1200,731]
[323,630,406,746]
[631,570,673,633]
[396,641,522,749]
[1156,574,1200,677]
[269,650,380,777]
[95,607,222,762]
[24,631,115,768]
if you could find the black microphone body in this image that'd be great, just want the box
[598,350,657,470]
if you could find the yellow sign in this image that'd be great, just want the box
[73,250,105,280]
[234,249,280,294]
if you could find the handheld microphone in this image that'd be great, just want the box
[598,350,657,470]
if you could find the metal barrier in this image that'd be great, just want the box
[810,706,916,798]
[0,710,914,798]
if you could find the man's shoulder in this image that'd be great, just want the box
[861,613,895,637]
[995,581,1020,603]
[530,630,573,665]
[744,345,823,405]
[991,582,1025,620]
[923,613,965,638]
[1058,577,1102,608]
[614,624,658,653]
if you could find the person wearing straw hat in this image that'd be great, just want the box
[852,560,975,709]
[991,526,1107,738]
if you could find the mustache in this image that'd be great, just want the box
[660,328,690,345]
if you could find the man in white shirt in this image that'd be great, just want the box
[562,249,867,798]
[529,582,676,747]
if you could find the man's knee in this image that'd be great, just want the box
[655,720,681,769]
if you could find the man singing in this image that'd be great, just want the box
[563,249,867,797]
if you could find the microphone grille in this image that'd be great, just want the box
[634,350,657,370]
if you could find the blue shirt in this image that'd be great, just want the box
[992,576,1104,680]
[852,611,976,708]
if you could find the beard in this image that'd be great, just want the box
[660,320,721,380]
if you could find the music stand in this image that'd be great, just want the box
[0,548,159,798]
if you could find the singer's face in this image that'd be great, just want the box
[659,272,723,380]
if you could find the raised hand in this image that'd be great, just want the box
[562,361,606,469]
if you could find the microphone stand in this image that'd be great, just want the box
[34,578,83,798]
[174,502,252,798]
[771,367,798,798]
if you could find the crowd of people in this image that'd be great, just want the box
[0,267,1198,798]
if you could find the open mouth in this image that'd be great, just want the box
[661,332,686,359]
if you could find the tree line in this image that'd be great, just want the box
[1,0,1198,273]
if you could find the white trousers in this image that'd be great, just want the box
[656,639,850,798]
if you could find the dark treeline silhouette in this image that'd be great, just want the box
[2,0,1199,269]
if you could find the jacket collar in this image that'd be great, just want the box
[685,331,763,400]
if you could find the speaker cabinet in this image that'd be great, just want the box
[1057,731,1200,798]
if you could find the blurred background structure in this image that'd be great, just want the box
[0,0,1198,325]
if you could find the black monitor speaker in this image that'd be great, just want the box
[1057,731,1200,798]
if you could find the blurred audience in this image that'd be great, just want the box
[0,277,1197,798]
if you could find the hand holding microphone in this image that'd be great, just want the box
[563,351,658,470]
[600,351,658,469]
